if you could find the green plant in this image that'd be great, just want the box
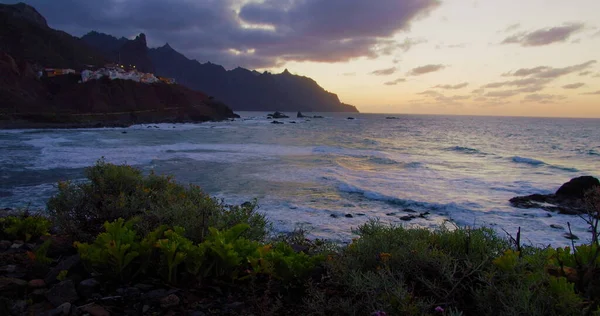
[198,224,259,280]
[155,227,199,283]
[74,218,144,281]
[3,215,51,241]
[56,270,68,282]
[27,239,53,265]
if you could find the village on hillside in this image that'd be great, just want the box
[41,63,176,85]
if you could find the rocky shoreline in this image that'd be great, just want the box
[510,176,599,215]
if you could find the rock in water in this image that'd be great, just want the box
[267,111,289,119]
[509,176,599,215]
[297,111,306,118]
[555,176,600,198]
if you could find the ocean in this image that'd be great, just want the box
[1,113,599,247]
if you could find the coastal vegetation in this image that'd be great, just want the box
[1,161,599,315]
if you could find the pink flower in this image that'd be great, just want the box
[435,306,445,313]
[371,311,387,316]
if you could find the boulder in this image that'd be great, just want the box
[267,111,289,119]
[160,294,180,308]
[297,111,306,118]
[271,120,284,124]
[555,176,599,198]
[44,254,79,285]
[347,117,355,120]
[46,280,78,307]
[77,278,100,298]
[509,176,599,215]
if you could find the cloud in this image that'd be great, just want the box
[502,23,521,33]
[522,94,567,104]
[592,30,600,38]
[581,90,600,95]
[484,90,521,98]
[503,66,550,77]
[341,72,356,77]
[4,0,441,69]
[397,38,428,52]
[408,64,445,76]
[371,67,397,76]
[472,88,485,94]
[435,42,468,49]
[433,82,468,89]
[502,60,596,79]
[562,83,585,89]
[579,71,592,76]
[501,23,584,46]
[384,78,406,86]
[482,77,551,89]
[417,90,443,97]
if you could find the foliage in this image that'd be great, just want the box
[74,218,146,281]
[48,159,269,242]
[56,270,68,282]
[2,214,51,241]
[27,238,53,265]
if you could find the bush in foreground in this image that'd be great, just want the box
[47,159,269,242]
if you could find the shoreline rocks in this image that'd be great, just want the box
[510,176,599,215]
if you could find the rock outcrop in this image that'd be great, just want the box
[510,176,600,215]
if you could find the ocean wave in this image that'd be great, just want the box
[510,156,578,172]
[549,165,579,173]
[367,157,399,165]
[446,146,485,155]
[587,150,600,156]
[337,182,477,213]
[511,156,546,166]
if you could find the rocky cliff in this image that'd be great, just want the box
[0,3,238,128]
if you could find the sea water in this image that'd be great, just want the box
[1,113,599,247]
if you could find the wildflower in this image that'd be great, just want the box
[379,252,392,262]
[435,306,444,313]
[371,311,387,316]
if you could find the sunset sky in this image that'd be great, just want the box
[5,0,600,117]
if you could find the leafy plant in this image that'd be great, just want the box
[27,239,53,265]
[3,215,51,241]
[155,227,198,283]
[74,218,143,280]
[198,224,259,280]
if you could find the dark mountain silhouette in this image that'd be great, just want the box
[0,3,237,128]
[81,31,154,73]
[0,3,107,69]
[82,32,358,112]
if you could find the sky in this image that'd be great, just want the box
[3,0,600,117]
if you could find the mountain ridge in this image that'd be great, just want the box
[81,31,358,113]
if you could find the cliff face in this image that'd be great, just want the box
[0,52,237,127]
[0,3,239,128]
[0,3,107,69]
[83,32,359,113]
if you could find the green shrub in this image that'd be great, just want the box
[302,220,587,316]
[48,159,269,242]
[2,214,51,241]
